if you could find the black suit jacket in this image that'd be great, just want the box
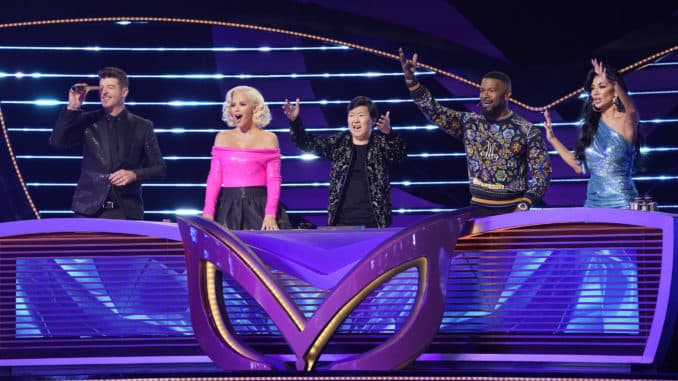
[50,108,166,219]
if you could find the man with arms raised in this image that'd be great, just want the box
[283,96,406,227]
[399,48,551,217]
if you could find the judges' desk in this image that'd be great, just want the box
[0,208,676,372]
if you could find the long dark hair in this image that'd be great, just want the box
[574,63,629,161]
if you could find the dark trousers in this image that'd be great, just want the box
[75,207,134,220]
[470,204,516,218]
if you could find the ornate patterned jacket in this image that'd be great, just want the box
[289,118,407,227]
[408,79,551,207]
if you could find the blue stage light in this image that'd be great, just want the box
[160,156,210,160]
[15,145,678,162]
[173,208,201,216]
[392,180,469,186]
[0,45,351,52]
[576,89,678,97]
[22,174,678,188]
[629,90,678,95]
[643,118,678,124]
[27,182,77,187]
[407,153,466,158]
[16,155,82,160]
[395,208,455,213]
[639,146,678,154]
[4,96,481,107]
[33,99,60,106]
[36,207,468,215]
[647,62,678,67]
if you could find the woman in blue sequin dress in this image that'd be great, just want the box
[544,59,638,208]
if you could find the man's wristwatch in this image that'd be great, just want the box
[517,202,530,211]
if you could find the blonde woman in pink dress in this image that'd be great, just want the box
[203,86,291,230]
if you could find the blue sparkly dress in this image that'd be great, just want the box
[582,120,638,208]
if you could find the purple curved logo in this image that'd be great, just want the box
[178,211,469,371]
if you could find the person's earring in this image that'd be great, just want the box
[613,95,622,111]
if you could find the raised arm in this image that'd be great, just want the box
[398,47,418,86]
[375,111,407,164]
[543,110,582,174]
[284,98,339,159]
[399,48,466,140]
[592,58,638,140]
[50,83,98,148]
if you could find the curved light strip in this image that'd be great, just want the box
[0,16,674,111]
[0,105,40,218]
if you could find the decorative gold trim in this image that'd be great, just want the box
[203,261,264,362]
[303,258,428,371]
[207,234,306,331]
[0,105,40,219]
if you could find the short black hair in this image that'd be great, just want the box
[347,96,378,120]
[482,71,512,91]
[98,67,129,88]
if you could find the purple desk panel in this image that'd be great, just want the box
[0,208,675,372]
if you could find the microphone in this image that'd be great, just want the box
[70,85,100,93]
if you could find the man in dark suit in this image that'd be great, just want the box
[50,67,166,219]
